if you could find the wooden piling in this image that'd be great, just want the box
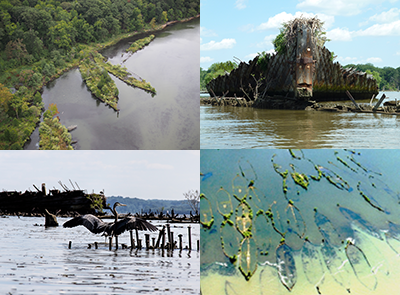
[145,234,150,250]
[152,237,156,248]
[94,242,98,249]
[129,230,135,249]
[88,244,91,249]
[178,234,183,250]
[109,237,112,251]
[345,90,361,110]
[155,226,164,248]
[138,239,142,249]
[135,228,139,249]
[170,232,174,250]
[188,225,192,251]
[373,94,386,111]
[161,228,165,249]
[197,240,199,251]
[68,241,72,249]
[166,224,171,250]
[115,236,118,250]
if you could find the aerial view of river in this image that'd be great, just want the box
[200,91,400,149]
[0,218,199,294]
[25,18,199,150]
[201,149,400,295]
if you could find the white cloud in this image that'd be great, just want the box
[336,56,383,65]
[244,53,258,60]
[257,11,334,31]
[396,51,400,56]
[235,0,248,10]
[200,38,237,51]
[366,57,383,63]
[356,20,400,36]
[256,34,277,47]
[326,28,353,41]
[369,8,400,23]
[297,0,377,16]
[200,56,214,63]
[200,27,217,37]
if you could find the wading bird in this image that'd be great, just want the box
[63,202,158,249]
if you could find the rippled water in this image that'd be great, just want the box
[0,218,199,294]
[200,149,400,295]
[200,91,400,149]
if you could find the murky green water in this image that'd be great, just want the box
[200,149,400,294]
[200,92,400,149]
[26,19,199,150]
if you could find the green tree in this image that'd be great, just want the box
[150,17,156,29]
[366,70,382,88]
[161,11,168,23]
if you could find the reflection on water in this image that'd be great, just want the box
[26,19,199,150]
[200,149,400,294]
[0,218,199,294]
[200,92,400,149]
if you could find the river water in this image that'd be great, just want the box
[200,91,400,149]
[0,218,199,294]
[200,149,400,295]
[26,18,199,150]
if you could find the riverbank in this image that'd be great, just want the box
[1,15,199,150]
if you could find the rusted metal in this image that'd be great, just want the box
[295,23,314,100]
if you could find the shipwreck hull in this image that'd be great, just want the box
[207,37,377,104]
[0,189,106,215]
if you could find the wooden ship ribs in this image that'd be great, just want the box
[206,21,378,105]
[0,182,106,215]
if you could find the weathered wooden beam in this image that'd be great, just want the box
[372,94,386,111]
[345,90,361,110]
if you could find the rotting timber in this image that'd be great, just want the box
[0,182,106,216]
[204,17,379,110]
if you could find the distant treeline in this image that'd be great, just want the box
[106,196,194,215]
[200,61,400,92]
[343,63,400,91]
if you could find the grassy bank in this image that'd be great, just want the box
[126,35,155,54]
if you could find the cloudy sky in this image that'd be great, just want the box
[0,151,199,200]
[200,0,400,69]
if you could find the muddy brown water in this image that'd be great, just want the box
[200,91,400,149]
[0,218,199,294]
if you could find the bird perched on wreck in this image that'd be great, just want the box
[63,202,157,243]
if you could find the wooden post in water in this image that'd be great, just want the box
[197,240,199,251]
[68,241,72,249]
[166,224,171,250]
[145,234,150,250]
[130,230,135,249]
[188,225,192,251]
[115,236,118,250]
[95,242,98,249]
[161,228,165,249]
[345,90,361,110]
[170,232,174,250]
[138,239,142,249]
[135,228,139,249]
[155,226,164,249]
[178,234,183,250]
[152,237,156,248]
[109,237,112,251]
[373,94,386,111]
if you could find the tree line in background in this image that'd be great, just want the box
[200,61,400,92]
[0,0,199,72]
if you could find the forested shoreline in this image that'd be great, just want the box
[0,0,199,149]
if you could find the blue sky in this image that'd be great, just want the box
[0,151,199,200]
[200,0,400,69]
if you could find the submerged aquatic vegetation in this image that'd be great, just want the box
[79,56,119,110]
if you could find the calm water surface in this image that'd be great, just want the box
[200,91,400,149]
[201,149,400,295]
[0,218,199,294]
[26,19,199,150]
